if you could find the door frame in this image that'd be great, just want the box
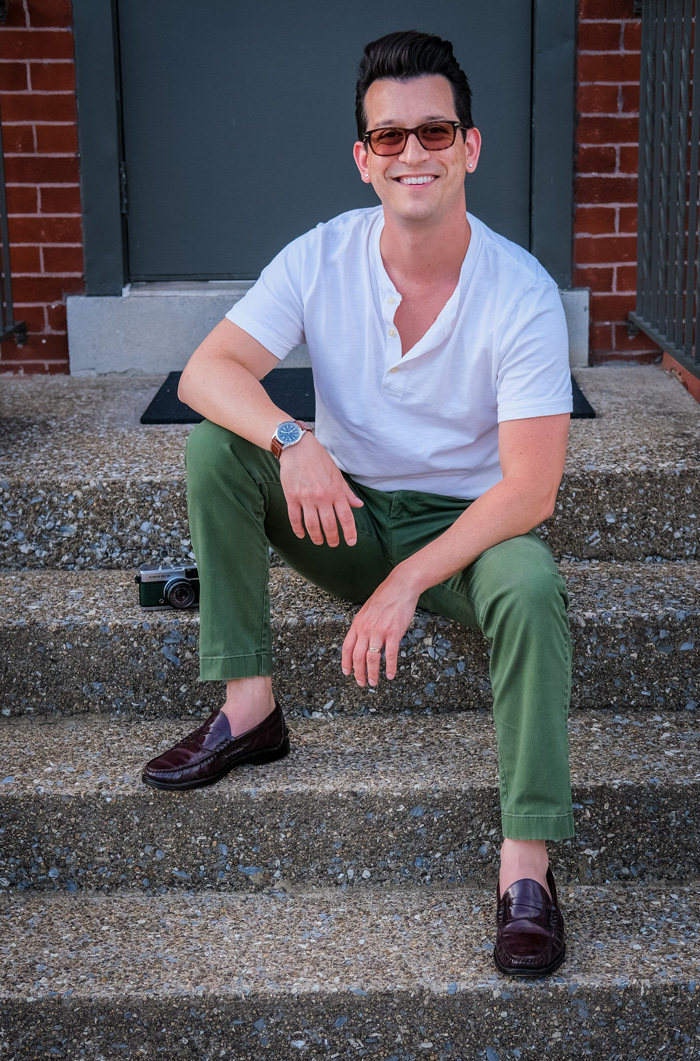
[73,0,576,294]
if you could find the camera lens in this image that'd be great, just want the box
[164,577,196,609]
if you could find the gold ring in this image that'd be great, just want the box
[367,646,382,653]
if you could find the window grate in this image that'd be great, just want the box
[629,0,699,378]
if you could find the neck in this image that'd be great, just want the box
[379,209,471,287]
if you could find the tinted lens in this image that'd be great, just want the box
[418,123,457,149]
[368,123,458,155]
[369,128,407,155]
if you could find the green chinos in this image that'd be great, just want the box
[185,420,574,841]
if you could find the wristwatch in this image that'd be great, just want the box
[271,419,308,459]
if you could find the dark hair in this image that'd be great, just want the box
[355,30,473,140]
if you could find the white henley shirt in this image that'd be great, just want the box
[226,206,572,499]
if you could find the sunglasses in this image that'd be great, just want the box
[363,121,466,156]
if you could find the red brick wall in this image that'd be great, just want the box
[0,0,82,374]
[575,0,662,364]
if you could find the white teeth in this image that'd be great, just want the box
[399,176,436,185]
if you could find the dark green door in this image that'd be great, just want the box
[117,0,533,280]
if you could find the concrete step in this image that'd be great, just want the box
[2,711,698,893]
[2,884,699,1058]
[1,366,699,568]
[1,561,698,719]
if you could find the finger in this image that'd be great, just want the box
[341,627,356,677]
[344,483,365,508]
[302,506,325,546]
[366,642,383,687]
[352,638,370,687]
[384,635,400,681]
[318,506,340,548]
[287,500,305,539]
[334,498,358,547]
[349,636,377,687]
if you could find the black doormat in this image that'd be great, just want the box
[140,369,316,424]
[141,369,595,424]
[571,375,595,418]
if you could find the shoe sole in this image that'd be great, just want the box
[141,735,291,791]
[493,942,566,979]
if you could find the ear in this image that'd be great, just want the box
[465,127,482,172]
[353,140,370,181]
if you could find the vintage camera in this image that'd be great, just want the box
[135,562,199,610]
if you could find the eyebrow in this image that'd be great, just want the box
[372,114,453,127]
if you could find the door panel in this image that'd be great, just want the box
[117,1,532,279]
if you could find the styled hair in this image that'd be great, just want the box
[355,30,473,140]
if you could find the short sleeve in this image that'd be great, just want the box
[496,280,573,422]
[225,233,307,359]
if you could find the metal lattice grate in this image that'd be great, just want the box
[629,0,700,377]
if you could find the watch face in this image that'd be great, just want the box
[277,421,302,446]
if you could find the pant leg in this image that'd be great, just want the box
[185,420,392,680]
[419,531,573,841]
[186,427,572,839]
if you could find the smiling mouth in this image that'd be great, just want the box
[395,175,437,185]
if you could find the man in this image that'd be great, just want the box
[143,30,573,978]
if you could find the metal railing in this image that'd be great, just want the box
[628,0,699,377]
[0,100,27,347]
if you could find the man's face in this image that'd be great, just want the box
[353,75,481,227]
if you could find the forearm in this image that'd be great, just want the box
[179,353,288,449]
[393,477,556,598]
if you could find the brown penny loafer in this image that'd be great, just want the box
[493,867,566,977]
[142,701,290,791]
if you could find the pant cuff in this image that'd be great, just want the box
[501,812,575,841]
[198,652,274,681]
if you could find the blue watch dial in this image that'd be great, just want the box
[277,421,302,445]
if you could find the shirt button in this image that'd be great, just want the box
[387,296,396,304]
[388,328,397,337]
[390,367,399,374]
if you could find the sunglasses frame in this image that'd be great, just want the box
[362,121,466,156]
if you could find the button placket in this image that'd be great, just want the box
[382,290,402,375]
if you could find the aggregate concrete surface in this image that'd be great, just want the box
[1,886,698,1058]
[1,366,699,567]
[0,559,698,717]
[2,364,699,1059]
[1,712,698,892]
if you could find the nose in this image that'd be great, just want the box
[398,130,431,162]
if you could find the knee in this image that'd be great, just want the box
[479,540,568,628]
[185,420,242,482]
[497,561,568,624]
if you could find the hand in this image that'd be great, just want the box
[341,572,420,687]
[279,431,363,547]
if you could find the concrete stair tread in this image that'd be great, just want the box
[1,367,698,477]
[2,366,699,566]
[4,888,698,1059]
[1,561,698,717]
[2,884,698,998]
[3,711,700,796]
[3,559,700,623]
[2,711,698,892]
